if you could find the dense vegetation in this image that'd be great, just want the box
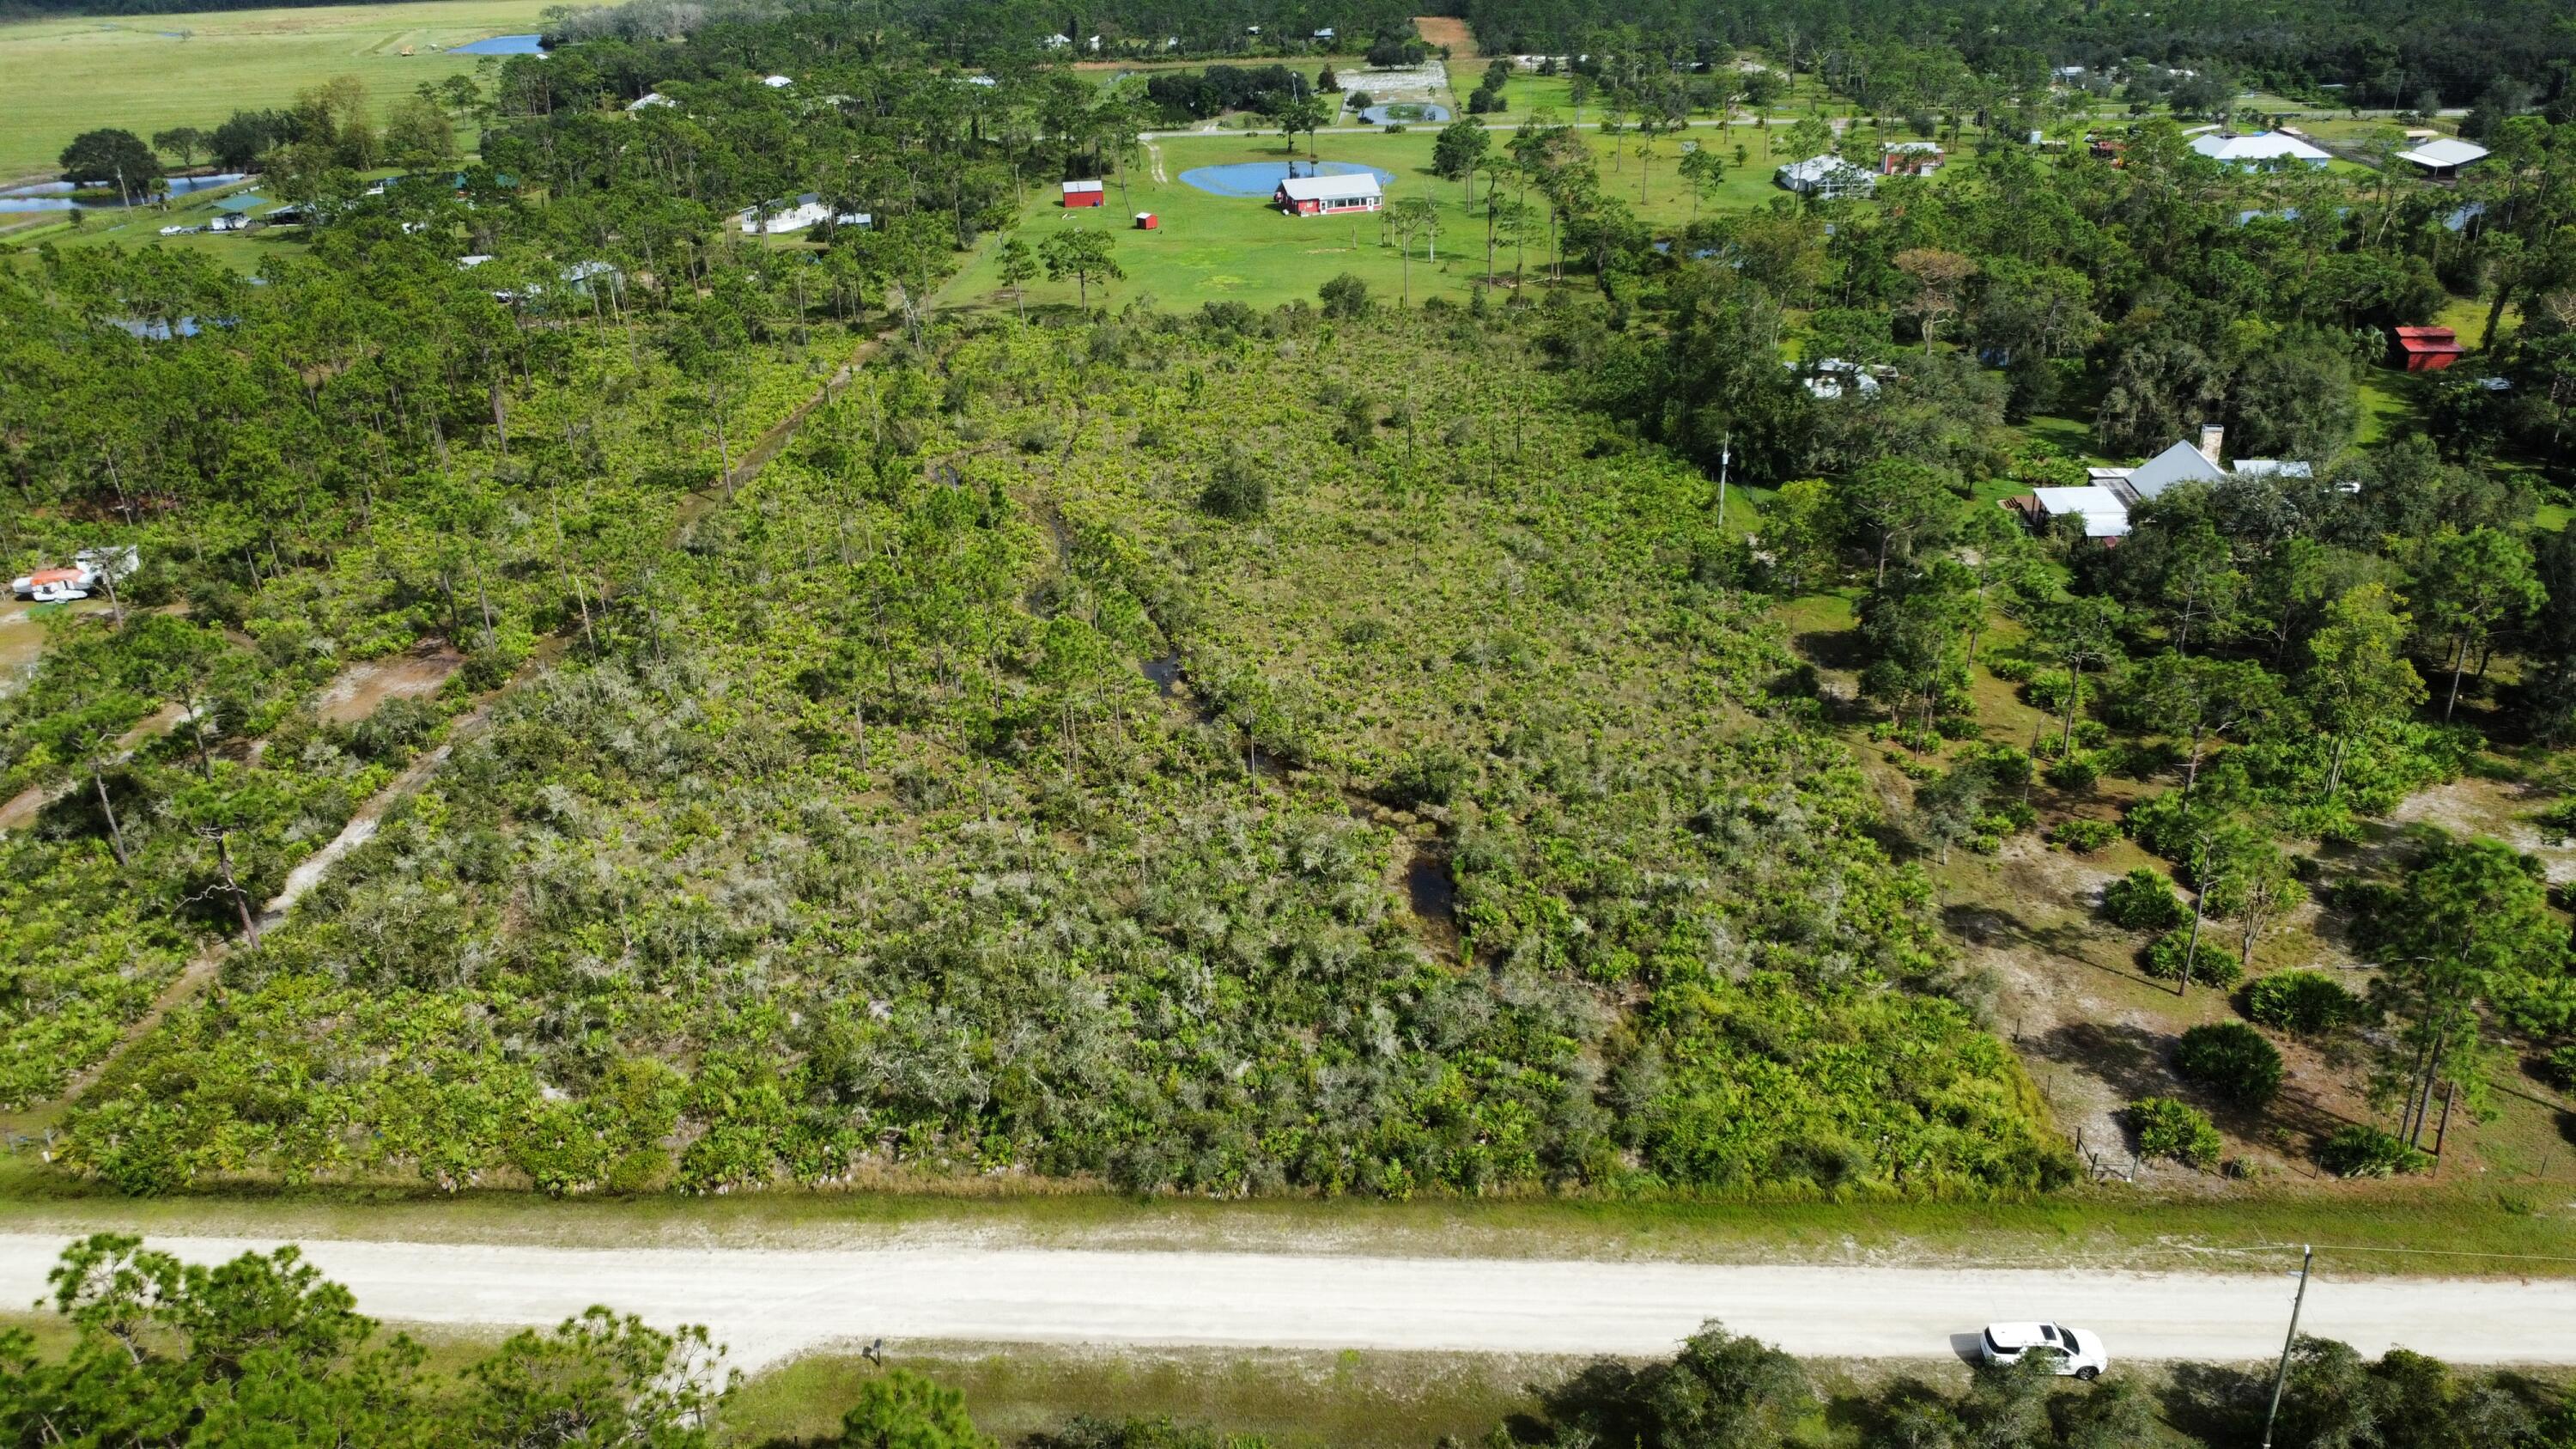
[0,41,1028,1118]
[9,1234,2570,1448]
[54,309,2062,1197]
[10,0,2576,1202]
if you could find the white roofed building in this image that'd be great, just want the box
[1775,155,1874,198]
[1274,172,1383,215]
[2027,485,2136,539]
[741,192,831,234]
[2395,137,2488,178]
[2190,131,2331,168]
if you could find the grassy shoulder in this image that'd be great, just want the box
[0,1158,2567,1275]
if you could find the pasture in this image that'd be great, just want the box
[0,0,554,179]
[941,120,1920,315]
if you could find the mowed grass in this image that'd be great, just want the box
[0,0,556,179]
[941,123,1899,315]
[0,174,312,268]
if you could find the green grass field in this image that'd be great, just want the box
[0,172,310,266]
[0,0,554,179]
[944,122,1893,316]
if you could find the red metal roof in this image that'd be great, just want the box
[27,568,82,586]
[2392,326,2458,342]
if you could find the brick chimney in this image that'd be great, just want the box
[2196,423,2225,465]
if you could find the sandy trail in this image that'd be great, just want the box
[1,1233,2567,1372]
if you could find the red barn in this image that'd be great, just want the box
[2391,326,2464,371]
[1061,180,1104,208]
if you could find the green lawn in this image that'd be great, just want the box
[0,173,312,268]
[0,0,556,179]
[946,122,1921,316]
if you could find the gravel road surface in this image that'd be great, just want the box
[3,1233,2569,1370]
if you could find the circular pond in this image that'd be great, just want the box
[1358,102,1450,124]
[1176,160,1398,198]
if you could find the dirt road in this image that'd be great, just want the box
[3,1233,2568,1371]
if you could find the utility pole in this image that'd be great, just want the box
[1716,433,1731,530]
[2260,1245,2313,1449]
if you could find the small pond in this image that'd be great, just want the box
[1176,159,1398,198]
[0,172,246,212]
[1406,850,1458,922]
[450,33,546,54]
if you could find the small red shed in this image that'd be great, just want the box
[1061,180,1104,208]
[2391,325,2464,371]
[1134,211,1157,229]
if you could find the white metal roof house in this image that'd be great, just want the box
[1799,358,1884,400]
[627,91,674,111]
[2026,425,2312,542]
[1275,173,1383,215]
[2028,485,2135,538]
[2120,435,2229,499]
[2394,137,2488,177]
[762,74,792,88]
[2190,131,2331,168]
[1775,155,1874,198]
[740,192,831,234]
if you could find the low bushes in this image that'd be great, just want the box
[2126,1095,2222,1167]
[2319,1125,2432,1178]
[2101,868,2188,931]
[2050,818,2117,853]
[2242,970,2366,1037]
[2044,754,2099,792]
[2173,1021,2282,1105]
[2142,928,2241,988]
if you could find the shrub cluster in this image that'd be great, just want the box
[2101,868,2188,931]
[2173,1022,2283,1105]
[2142,928,2241,988]
[2125,1095,2222,1166]
[2241,970,2365,1036]
[2318,1125,2433,1178]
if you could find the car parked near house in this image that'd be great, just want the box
[1979,1322,2109,1379]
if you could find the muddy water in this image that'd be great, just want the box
[1406,849,1458,922]
[314,646,463,723]
[0,599,110,693]
[1141,654,1182,695]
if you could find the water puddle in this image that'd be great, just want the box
[1406,848,1457,922]
[1141,654,1181,695]
[314,646,463,723]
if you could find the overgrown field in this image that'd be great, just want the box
[0,0,553,179]
[62,308,2065,1198]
